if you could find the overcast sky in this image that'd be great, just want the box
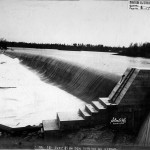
[0,0,150,47]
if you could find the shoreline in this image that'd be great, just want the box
[113,53,150,59]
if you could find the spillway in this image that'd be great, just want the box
[6,51,119,102]
[0,51,118,128]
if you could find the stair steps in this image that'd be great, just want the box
[57,112,84,130]
[42,98,117,134]
[42,119,59,132]
[85,104,98,116]
[79,108,91,120]
[99,97,117,108]
[91,101,106,111]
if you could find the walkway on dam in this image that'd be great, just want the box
[0,54,86,128]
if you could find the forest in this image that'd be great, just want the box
[0,38,120,52]
[119,43,150,58]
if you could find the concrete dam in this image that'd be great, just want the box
[1,51,150,147]
[5,51,119,103]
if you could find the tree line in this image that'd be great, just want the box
[0,38,150,57]
[0,38,121,52]
[119,43,150,58]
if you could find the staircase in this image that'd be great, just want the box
[42,98,112,135]
[42,67,148,136]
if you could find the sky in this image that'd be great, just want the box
[0,0,150,47]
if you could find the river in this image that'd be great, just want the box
[11,47,150,76]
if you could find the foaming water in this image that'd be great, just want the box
[0,54,86,127]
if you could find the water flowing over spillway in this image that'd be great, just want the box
[7,52,118,102]
[0,54,86,127]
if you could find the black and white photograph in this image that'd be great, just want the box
[0,0,150,149]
